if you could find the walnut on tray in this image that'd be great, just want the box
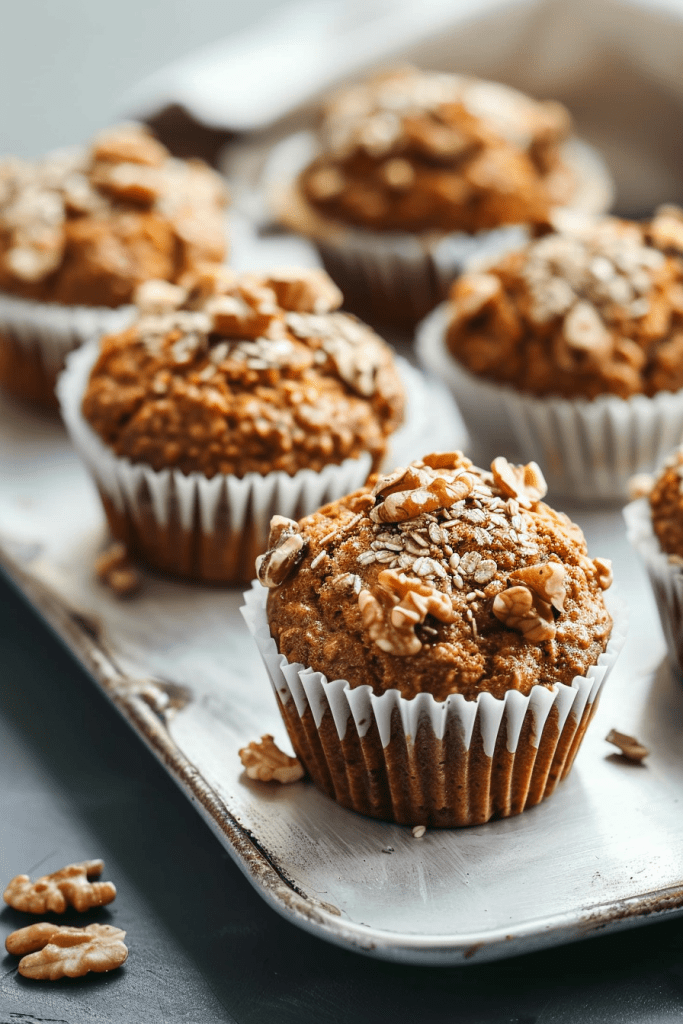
[6,923,128,980]
[239,735,305,783]
[3,859,116,914]
[95,542,142,598]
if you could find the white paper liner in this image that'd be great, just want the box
[624,498,683,679]
[241,582,626,825]
[416,304,683,501]
[0,292,133,377]
[266,131,614,327]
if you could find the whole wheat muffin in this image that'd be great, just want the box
[63,266,405,582]
[0,122,229,405]
[445,208,683,400]
[249,451,620,825]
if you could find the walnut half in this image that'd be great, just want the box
[6,923,128,980]
[239,735,305,783]
[492,584,555,643]
[3,859,116,914]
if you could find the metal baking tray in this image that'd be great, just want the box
[1,220,682,965]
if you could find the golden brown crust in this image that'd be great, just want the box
[82,267,405,478]
[650,449,683,558]
[265,452,612,701]
[0,124,228,307]
[300,68,573,234]
[445,208,683,400]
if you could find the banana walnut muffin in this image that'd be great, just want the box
[0,122,229,405]
[248,451,621,825]
[61,266,405,582]
[445,208,683,400]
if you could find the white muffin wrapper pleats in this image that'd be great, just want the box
[624,498,683,679]
[0,291,133,377]
[417,304,683,501]
[242,582,626,826]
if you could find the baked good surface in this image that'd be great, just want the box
[0,124,228,307]
[445,208,683,400]
[261,451,613,700]
[299,67,574,234]
[82,267,405,478]
[649,450,683,558]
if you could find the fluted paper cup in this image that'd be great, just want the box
[624,498,683,680]
[0,292,133,408]
[242,584,626,827]
[417,304,683,501]
[266,132,613,332]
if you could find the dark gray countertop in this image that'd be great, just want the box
[2,571,683,1024]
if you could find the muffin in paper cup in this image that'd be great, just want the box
[57,267,406,584]
[0,123,228,407]
[624,458,683,680]
[242,451,624,827]
[266,68,613,330]
[417,209,683,500]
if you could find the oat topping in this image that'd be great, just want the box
[238,735,305,783]
[82,267,405,478]
[4,860,116,914]
[446,209,683,399]
[264,452,613,700]
[6,923,128,980]
[300,67,575,233]
[0,123,228,306]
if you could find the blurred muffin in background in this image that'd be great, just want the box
[57,265,405,583]
[418,207,683,499]
[0,123,229,407]
[270,67,613,330]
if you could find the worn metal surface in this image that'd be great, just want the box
[1,365,682,966]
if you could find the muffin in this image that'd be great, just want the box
[0,123,229,407]
[625,454,683,679]
[269,67,613,329]
[417,207,683,499]
[57,265,405,583]
[243,451,624,827]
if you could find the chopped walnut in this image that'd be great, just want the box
[491,457,547,508]
[369,457,475,523]
[510,562,566,611]
[264,268,343,314]
[606,729,649,762]
[628,473,655,500]
[95,542,141,598]
[358,568,456,657]
[3,860,116,914]
[492,585,555,643]
[592,557,613,590]
[239,735,305,783]
[6,923,128,980]
[256,516,307,588]
[134,279,187,314]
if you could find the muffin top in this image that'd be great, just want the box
[445,208,683,400]
[259,451,613,700]
[82,266,405,478]
[648,450,683,560]
[299,67,574,234]
[0,124,228,307]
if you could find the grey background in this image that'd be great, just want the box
[1,1,683,1021]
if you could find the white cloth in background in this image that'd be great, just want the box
[121,0,683,212]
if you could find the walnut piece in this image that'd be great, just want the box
[606,728,649,762]
[134,279,187,314]
[95,542,142,598]
[491,457,547,507]
[264,268,343,314]
[492,585,555,643]
[256,516,307,588]
[239,735,305,783]
[369,459,475,524]
[6,923,128,980]
[4,860,116,915]
[510,562,566,611]
[593,557,613,590]
[358,568,457,656]
[628,473,655,500]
